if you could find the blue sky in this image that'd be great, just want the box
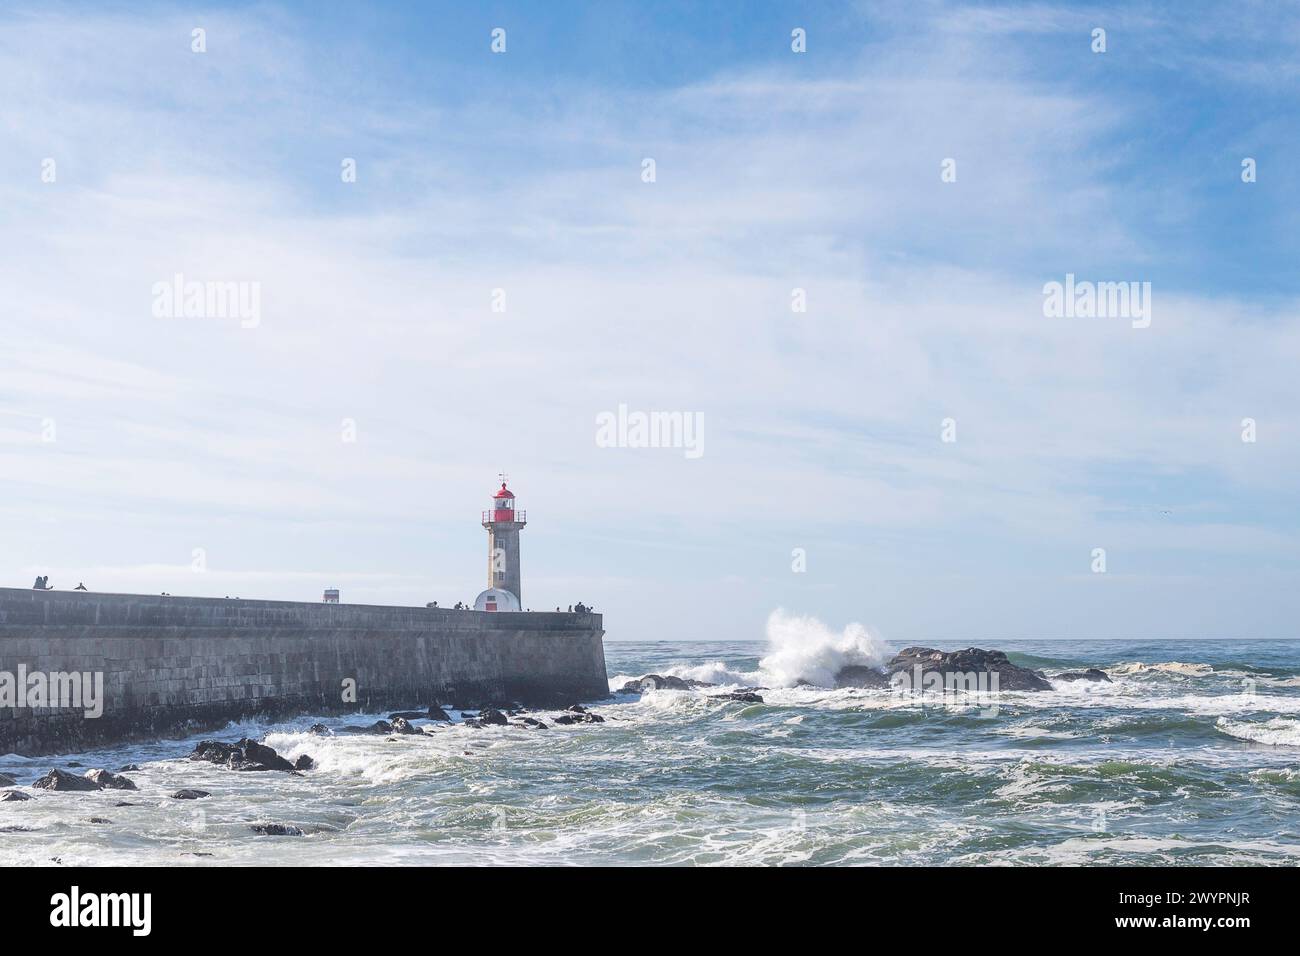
[1,1,1298,642]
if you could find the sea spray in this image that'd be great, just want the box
[659,610,891,688]
[757,610,890,687]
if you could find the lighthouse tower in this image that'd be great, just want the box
[475,475,526,612]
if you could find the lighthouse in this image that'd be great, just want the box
[475,475,526,612]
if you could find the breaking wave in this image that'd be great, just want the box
[664,610,890,688]
[1111,661,1214,677]
[1216,717,1300,747]
[758,609,890,687]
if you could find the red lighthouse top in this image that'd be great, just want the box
[483,478,526,526]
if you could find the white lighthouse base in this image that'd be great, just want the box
[473,588,521,612]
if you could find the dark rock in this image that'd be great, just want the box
[240,739,296,771]
[32,768,101,791]
[388,711,427,721]
[190,740,240,763]
[478,708,509,726]
[427,704,452,722]
[307,723,331,736]
[709,691,765,704]
[293,754,315,771]
[618,674,714,693]
[1,790,32,801]
[85,817,112,824]
[1052,668,1112,683]
[389,716,420,735]
[552,710,605,725]
[512,717,549,729]
[172,789,210,800]
[84,769,138,791]
[0,772,15,787]
[463,719,484,728]
[189,738,296,772]
[117,764,141,773]
[885,647,1054,692]
[833,665,891,689]
[368,720,394,735]
[249,823,304,836]
[113,801,141,807]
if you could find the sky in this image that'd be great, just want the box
[1,0,1298,642]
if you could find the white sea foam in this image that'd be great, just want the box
[1260,675,1300,688]
[626,610,890,690]
[1111,661,1214,677]
[1216,717,1300,747]
[666,660,757,685]
[757,609,889,687]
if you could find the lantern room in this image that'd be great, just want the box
[483,481,526,526]
[491,483,514,522]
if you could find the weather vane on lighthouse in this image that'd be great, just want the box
[474,475,527,612]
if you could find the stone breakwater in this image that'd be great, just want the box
[0,588,608,756]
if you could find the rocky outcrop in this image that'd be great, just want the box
[427,704,452,722]
[1,790,32,801]
[389,716,421,735]
[336,720,395,735]
[172,789,210,800]
[189,738,301,772]
[477,708,509,726]
[511,716,549,729]
[249,823,303,836]
[308,723,331,736]
[293,755,315,771]
[619,674,717,693]
[552,705,605,725]
[709,691,765,704]
[833,665,891,689]
[85,769,138,790]
[883,647,1054,692]
[32,768,101,791]
[1052,668,1112,683]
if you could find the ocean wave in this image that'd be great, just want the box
[616,610,890,690]
[758,609,890,687]
[1110,661,1215,677]
[664,661,758,685]
[1216,717,1300,747]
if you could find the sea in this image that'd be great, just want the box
[3,618,1299,866]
